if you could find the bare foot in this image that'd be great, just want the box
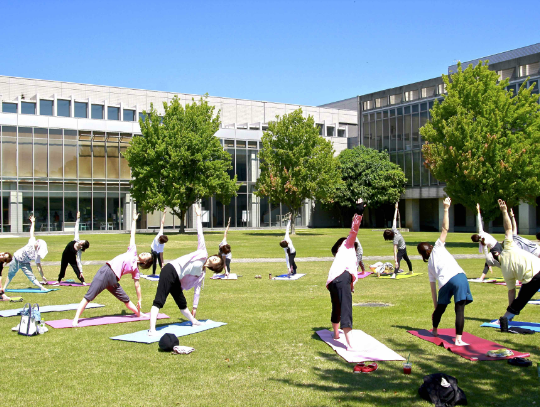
[333,334,340,340]
[148,330,158,336]
[138,313,149,319]
[454,338,469,346]
[431,329,438,337]
[191,320,203,326]
[72,320,79,327]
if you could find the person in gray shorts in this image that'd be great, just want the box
[83,264,130,303]
[383,202,413,278]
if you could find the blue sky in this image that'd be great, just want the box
[1,0,538,106]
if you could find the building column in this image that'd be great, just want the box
[405,199,420,231]
[438,198,454,232]
[124,194,136,231]
[10,191,23,233]
[518,202,536,235]
[465,205,475,231]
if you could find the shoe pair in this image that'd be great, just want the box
[353,362,378,373]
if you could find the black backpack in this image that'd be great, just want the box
[419,373,467,407]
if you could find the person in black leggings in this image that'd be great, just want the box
[56,212,90,284]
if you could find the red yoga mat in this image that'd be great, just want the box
[45,313,169,329]
[407,328,530,361]
[46,281,86,287]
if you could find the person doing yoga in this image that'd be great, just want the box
[148,203,224,335]
[472,204,501,281]
[417,198,473,346]
[383,202,413,278]
[280,213,297,276]
[218,217,232,276]
[327,199,366,351]
[508,208,540,257]
[5,216,49,292]
[150,210,169,275]
[353,199,366,273]
[55,212,90,285]
[0,251,13,301]
[72,212,153,327]
[492,200,540,332]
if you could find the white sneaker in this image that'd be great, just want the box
[391,274,396,279]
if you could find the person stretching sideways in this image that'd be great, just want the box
[72,212,153,327]
[55,212,90,285]
[417,198,473,346]
[280,213,297,277]
[218,217,232,276]
[508,208,540,257]
[148,203,224,335]
[0,251,13,301]
[383,202,413,278]
[327,199,366,351]
[150,210,169,275]
[5,216,49,291]
[472,204,501,281]
[492,200,540,331]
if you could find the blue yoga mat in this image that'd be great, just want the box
[140,274,160,281]
[529,300,540,305]
[110,320,227,343]
[0,303,104,318]
[6,288,59,293]
[481,320,540,332]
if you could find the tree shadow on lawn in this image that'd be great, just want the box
[281,326,539,406]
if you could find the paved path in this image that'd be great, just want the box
[39,253,485,266]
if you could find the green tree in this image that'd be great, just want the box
[255,109,342,234]
[326,146,406,225]
[125,95,238,233]
[422,61,540,221]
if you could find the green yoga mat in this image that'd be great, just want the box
[378,272,423,280]
[6,288,59,293]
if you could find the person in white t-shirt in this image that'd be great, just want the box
[150,210,169,275]
[417,198,473,346]
[218,217,232,276]
[280,213,297,276]
[508,208,540,258]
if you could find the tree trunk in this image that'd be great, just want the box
[290,209,297,235]
[179,209,185,234]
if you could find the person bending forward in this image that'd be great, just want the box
[383,202,413,277]
[150,210,169,275]
[280,213,297,276]
[57,212,90,284]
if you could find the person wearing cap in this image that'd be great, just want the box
[4,216,49,294]
[471,203,501,281]
[492,199,540,330]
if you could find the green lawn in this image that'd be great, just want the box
[1,229,539,407]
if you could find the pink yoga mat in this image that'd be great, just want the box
[495,282,522,287]
[408,328,530,361]
[356,271,373,279]
[45,313,169,329]
[46,281,87,287]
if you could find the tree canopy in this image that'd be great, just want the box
[421,61,540,221]
[124,95,238,232]
[255,109,342,233]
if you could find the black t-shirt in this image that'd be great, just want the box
[63,240,78,263]
[0,262,3,276]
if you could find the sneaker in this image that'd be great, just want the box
[353,363,365,373]
[361,363,378,373]
[508,357,532,367]
[406,270,413,275]
[391,274,396,279]
[499,316,509,333]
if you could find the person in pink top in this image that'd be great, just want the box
[72,212,153,327]
[326,199,366,351]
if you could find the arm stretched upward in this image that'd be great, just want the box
[498,200,513,240]
[439,197,451,244]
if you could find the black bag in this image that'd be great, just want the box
[419,373,467,407]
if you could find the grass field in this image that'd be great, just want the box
[1,229,539,406]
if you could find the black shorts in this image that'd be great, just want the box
[152,263,187,310]
[327,271,353,329]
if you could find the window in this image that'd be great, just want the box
[404,90,418,102]
[497,68,514,81]
[519,62,540,77]
[21,102,36,115]
[421,86,435,98]
[390,94,402,104]
[338,128,346,138]
[40,100,53,116]
[138,112,147,122]
[326,126,335,137]
[57,100,71,117]
[123,109,135,121]
[375,97,388,108]
[91,104,104,119]
[2,102,17,113]
[363,101,373,110]
[75,102,88,118]
[316,124,323,136]
[437,84,446,94]
[107,106,120,121]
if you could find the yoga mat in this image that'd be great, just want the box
[408,328,530,361]
[495,282,521,287]
[356,271,373,279]
[378,272,423,280]
[272,273,306,280]
[468,277,504,283]
[140,274,160,281]
[46,281,86,287]
[529,300,540,305]
[6,288,59,293]
[0,303,105,318]
[110,320,227,343]
[211,273,238,280]
[316,329,405,363]
[45,313,169,329]
[481,320,540,332]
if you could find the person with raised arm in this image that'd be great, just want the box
[150,209,169,275]
[327,199,366,351]
[492,200,540,332]
[148,203,224,335]
[383,202,413,278]
[4,216,49,292]
[218,217,232,276]
[508,208,540,257]
[55,212,90,285]
[472,203,501,281]
[0,251,13,301]
[417,198,473,346]
[72,212,153,327]
[280,213,297,276]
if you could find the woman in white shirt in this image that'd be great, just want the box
[150,210,169,275]
[280,213,297,276]
[218,217,232,276]
[417,198,473,346]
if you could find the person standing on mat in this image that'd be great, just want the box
[148,203,224,335]
[508,208,540,257]
[218,217,232,277]
[150,210,169,275]
[280,213,297,277]
[55,212,90,285]
[492,199,540,331]
[472,203,501,281]
[0,251,13,301]
[72,212,153,327]
[383,202,413,278]
[5,216,49,291]
[417,197,473,346]
[327,199,366,351]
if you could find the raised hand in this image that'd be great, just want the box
[476,203,480,213]
[498,199,507,212]
[195,203,201,217]
[356,198,363,204]
[133,212,140,221]
[29,215,35,223]
[443,197,451,209]
[509,208,514,217]
[77,211,81,219]
[395,202,399,209]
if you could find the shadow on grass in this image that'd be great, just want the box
[406,241,475,249]
[244,232,324,237]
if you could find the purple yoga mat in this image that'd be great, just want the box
[356,271,373,279]
[46,281,87,287]
[45,313,169,329]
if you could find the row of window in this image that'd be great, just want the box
[363,84,445,110]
